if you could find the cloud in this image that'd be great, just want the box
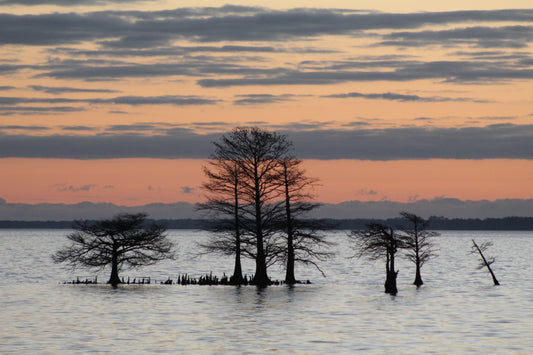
[323,91,487,102]
[60,125,98,132]
[0,131,217,159]
[380,26,533,49]
[1,124,533,160]
[2,8,532,47]
[181,186,196,194]
[51,184,98,192]
[0,86,15,91]
[0,95,218,115]
[285,124,533,160]
[1,8,528,86]
[1,198,533,220]
[36,58,283,81]
[0,200,198,221]
[0,125,49,131]
[310,198,533,219]
[197,60,533,87]
[355,188,379,197]
[233,94,295,105]
[342,121,373,127]
[30,85,119,95]
[0,106,85,115]
[110,95,218,106]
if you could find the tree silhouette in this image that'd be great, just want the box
[198,160,245,284]
[399,212,438,287]
[200,127,292,286]
[349,223,405,295]
[52,213,175,286]
[471,239,500,286]
[278,158,334,284]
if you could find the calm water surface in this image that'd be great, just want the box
[1,230,532,354]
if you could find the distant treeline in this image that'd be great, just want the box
[1,216,533,230]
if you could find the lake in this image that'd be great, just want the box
[1,230,532,354]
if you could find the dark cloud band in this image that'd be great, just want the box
[1,124,532,160]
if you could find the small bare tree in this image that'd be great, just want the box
[52,213,175,287]
[349,224,405,295]
[471,239,500,286]
[399,212,438,287]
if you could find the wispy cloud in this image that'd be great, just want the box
[323,91,488,102]
[51,184,98,192]
[233,94,296,105]
[181,186,196,194]
[29,85,119,95]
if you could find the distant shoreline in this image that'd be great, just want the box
[1,217,533,231]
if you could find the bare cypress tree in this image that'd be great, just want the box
[278,158,334,284]
[471,239,500,286]
[197,161,245,284]
[200,127,291,286]
[52,213,174,287]
[399,212,438,287]
[349,223,405,295]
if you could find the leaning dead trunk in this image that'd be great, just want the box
[472,239,500,286]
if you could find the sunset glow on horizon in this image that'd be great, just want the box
[1,0,532,211]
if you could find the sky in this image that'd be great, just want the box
[1,0,533,218]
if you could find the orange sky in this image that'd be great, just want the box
[1,158,532,205]
[1,1,532,207]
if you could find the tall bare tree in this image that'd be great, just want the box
[399,212,438,287]
[471,239,500,286]
[278,158,333,284]
[349,223,405,295]
[197,161,245,284]
[200,127,291,286]
[52,213,174,287]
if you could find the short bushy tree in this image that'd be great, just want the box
[53,213,175,286]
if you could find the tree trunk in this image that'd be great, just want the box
[284,169,296,285]
[231,235,244,284]
[472,239,500,286]
[252,207,268,285]
[385,269,398,295]
[253,243,269,286]
[108,242,121,287]
[488,266,500,286]
[285,235,296,284]
[413,264,423,287]
[413,232,423,287]
[252,168,269,287]
[231,182,244,285]
[385,246,398,295]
